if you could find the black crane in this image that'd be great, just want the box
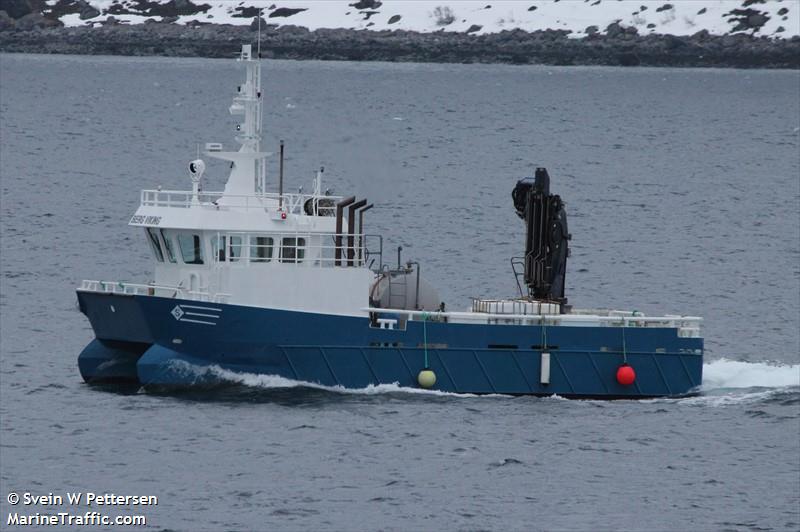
[511,168,571,305]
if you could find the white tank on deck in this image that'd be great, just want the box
[369,268,441,311]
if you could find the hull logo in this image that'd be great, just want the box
[170,304,222,326]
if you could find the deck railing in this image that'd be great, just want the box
[209,231,383,269]
[140,189,341,216]
[366,307,703,337]
[78,280,230,303]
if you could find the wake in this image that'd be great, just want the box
[168,358,799,401]
[701,358,799,390]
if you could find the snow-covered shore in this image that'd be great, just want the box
[32,0,800,38]
[1,1,798,68]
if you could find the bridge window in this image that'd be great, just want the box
[177,233,204,264]
[145,228,164,262]
[229,236,242,262]
[280,237,306,264]
[160,229,177,263]
[250,236,273,262]
[211,236,226,262]
[212,235,243,262]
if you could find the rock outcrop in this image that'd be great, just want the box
[0,19,797,68]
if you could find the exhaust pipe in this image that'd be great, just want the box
[347,199,367,266]
[357,203,373,262]
[335,196,355,266]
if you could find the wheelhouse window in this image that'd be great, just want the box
[229,236,242,262]
[160,229,177,263]
[145,227,164,262]
[280,237,306,264]
[250,236,273,262]
[211,235,243,262]
[211,235,226,262]
[177,233,204,264]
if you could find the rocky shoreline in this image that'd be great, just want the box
[1,19,799,68]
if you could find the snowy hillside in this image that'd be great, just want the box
[48,0,800,38]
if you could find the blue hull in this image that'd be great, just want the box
[78,339,149,384]
[77,292,703,398]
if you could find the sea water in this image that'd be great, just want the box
[1,54,798,531]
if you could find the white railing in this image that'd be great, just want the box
[209,231,383,269]
[78,280,231,303]
[139,189,341,216]
[365,308,703,337]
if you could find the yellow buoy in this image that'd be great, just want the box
[418,369,436,389]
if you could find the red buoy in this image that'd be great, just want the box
[616,364,636,386]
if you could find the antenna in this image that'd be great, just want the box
[279,140,285,209]
[257,9,262,58]
[314,166,324,197]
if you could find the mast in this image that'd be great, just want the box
[215,44,267,198]
[230,44,262,152]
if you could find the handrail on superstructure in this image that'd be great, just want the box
[140,189,343,215]
[208,231,383,269]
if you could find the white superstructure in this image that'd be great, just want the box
[124,45,377,316]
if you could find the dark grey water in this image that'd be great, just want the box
[1,53,799,531]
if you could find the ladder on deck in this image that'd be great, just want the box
[387,272,408,309]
